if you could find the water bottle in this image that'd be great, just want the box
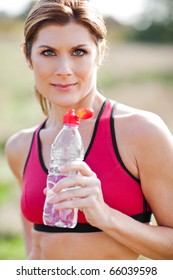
[43,109,84,228]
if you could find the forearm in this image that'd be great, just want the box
[24,233,32,258]
[101,208,173,260]
[22,217,33,258]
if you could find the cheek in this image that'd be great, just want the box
[31,54,52,79]
[77,58,97,79]
[78,67,89,79]
[32,60,52,82]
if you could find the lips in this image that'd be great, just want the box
[51,83,77,91]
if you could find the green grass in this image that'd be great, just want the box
[0,182,11,205]
[0,235,25,260]
[98,69,173,90]
[0,38,43,143]
[127,71,173,86]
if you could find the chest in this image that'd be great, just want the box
[39,120,95,170]
[22,120,145,225]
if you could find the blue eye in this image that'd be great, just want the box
[73,49,86,56]
[41,50,56,57]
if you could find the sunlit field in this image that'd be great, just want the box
[0,20,173,260]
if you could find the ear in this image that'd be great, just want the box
[22,43,33,69]
[22,43,27,56]
[97,42,105,67]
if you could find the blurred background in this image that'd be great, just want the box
[0,0,173,259]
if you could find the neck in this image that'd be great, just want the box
[46,91,106,128]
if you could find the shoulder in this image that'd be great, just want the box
[113,104,173,227]
[112,102,173,180]
[5,125,39,185]
[5,126,38,156]
[114,102,172,143]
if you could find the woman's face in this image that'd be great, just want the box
[30,22,100,108]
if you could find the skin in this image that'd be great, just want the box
[5,22,173,260]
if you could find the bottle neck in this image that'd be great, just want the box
[63,123,79,129]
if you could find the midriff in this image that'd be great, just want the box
[28,229,139,260]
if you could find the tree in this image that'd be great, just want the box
[129,0,173,43]
[17,0,35,20]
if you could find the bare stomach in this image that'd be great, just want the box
[28,229,139,260]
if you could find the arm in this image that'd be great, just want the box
[50,112,173,259]
[21,216,33,257]
[5,131,34,258]
[98,113,173,259]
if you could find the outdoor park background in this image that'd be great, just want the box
[0,0,173,259]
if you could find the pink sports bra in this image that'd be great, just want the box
[21,100,151,232]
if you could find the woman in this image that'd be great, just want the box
[5,0,173,260]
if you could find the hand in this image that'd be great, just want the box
[49,161,110,228]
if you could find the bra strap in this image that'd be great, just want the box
[34,223,102,233]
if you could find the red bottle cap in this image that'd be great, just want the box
[63,109,80,125]
[77,108,94,119]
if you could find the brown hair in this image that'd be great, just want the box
[24,0,107,115]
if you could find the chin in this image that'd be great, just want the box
[53,98,79,108]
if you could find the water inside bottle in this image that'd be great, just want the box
[43,174,79,228]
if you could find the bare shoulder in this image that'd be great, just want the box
[115,102,172,142]
[115,102,173,168]
[114,103,173,227]
[5,126,38,185]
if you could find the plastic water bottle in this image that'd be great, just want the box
[43,109,84,228]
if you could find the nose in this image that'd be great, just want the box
[55,55,72,78]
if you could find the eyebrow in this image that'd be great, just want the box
[37,44,90,50]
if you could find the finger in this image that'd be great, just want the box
[53,195,91,211]
[52,174,83,193]
[52,175,99,199]
[59,161,96,177]
[49,186,86,204]
[52,172,97,193]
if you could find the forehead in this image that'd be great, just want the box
[33,22,96,47]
